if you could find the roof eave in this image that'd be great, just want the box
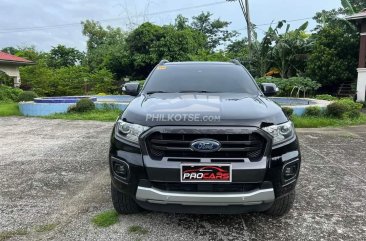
[0,60,35,65]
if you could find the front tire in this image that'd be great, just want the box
[265,190,295,217]
[111,183,141,214]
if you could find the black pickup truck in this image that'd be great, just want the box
[109,60,301,216]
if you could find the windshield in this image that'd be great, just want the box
[143,63,260,94]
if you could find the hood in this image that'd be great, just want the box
[121,93,288,127]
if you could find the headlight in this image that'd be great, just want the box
[262,121,295,145]
[115,120,149,144]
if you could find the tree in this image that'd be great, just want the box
[175,14,189,30]
[1,47,18,55]
[14,46,45,62]
[306,21,358,91]
[126,22,206,78]
[191,12,238,50]
[82,20,109,51]
[307,0,361,92]
[82,20,128,79]
[270,21,310,78]
[47,45,84,68]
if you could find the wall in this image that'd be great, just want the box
[357,68,366,102]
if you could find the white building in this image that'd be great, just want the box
[0,51,33,87]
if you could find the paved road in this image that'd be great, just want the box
[0,117,365,241]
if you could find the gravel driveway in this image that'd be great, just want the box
[1,117,365,241]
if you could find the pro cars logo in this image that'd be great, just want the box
[181,164,231,182]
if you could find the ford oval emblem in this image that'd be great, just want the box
[190,139,221,152]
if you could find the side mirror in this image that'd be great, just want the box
[122,82,140,96]
[261,83,279,97]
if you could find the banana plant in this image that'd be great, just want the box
[271,21,310,78]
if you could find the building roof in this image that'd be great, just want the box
[0,51,33,65]
[345,9,366,21]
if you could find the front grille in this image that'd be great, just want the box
[151,182,260,193]
[145,132,266,161]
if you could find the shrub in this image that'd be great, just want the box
[326,98,362,119]
[67,105,78,113]
[326,102,348,118]
[282,107,294,117]
[256,77,321,97]
[315,94,337,101]
[0,85,23,102]
[75,98,95,112]
[67,98,95,113]
[304,106,323,117]
[18,91,38,102]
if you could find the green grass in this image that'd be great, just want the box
[91,210,119,228]
[34,223,57,233]
[292,114,366,128]
[0,102,21,116]
[127,225,149,235]
[0,229,28,241]
[45,109,121,122]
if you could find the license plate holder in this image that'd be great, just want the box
[180,163,232,183]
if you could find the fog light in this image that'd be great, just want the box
[113,162,129,178]
[283,162,298,181]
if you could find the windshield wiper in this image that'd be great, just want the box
[145,91,170,95]
[178,90,215,93]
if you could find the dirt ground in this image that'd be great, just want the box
[0,117,365,241]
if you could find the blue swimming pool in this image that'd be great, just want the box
[34,96,97,104]
[19,95,132,116]
[269,97,317,106]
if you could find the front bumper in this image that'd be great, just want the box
[109,125,301,213]
[136,186,275,206]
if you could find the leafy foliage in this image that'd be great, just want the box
[315,94,337,101]
[0,85,23,102]
[306,22,358,90]
[256,77,321,97]
[20,62,115,96]
[82,20,128,80]
[326,98,362,119]
[126,22,206,78]
[47,45,84,68]
[191,12,238,50]
[304,106,323,117]
[18,91,38,102]
[68,98,95,113]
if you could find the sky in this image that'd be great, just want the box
[0,0,342,52]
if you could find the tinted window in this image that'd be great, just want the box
[143,64,259,94]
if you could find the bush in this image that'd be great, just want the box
[0,85,23,102]
[326,102,347,118]
[76,98,95,112]
[315,94,337,101]
[67,105,78,113]
[282,107,294,117]
[67,98,95,113]
[256,77,321,97]
[304,106,323,117]
[18,91,38,102]
[326,98,362,119]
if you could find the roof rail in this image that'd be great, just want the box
[159,59,169,65]
[230,59,241,65]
